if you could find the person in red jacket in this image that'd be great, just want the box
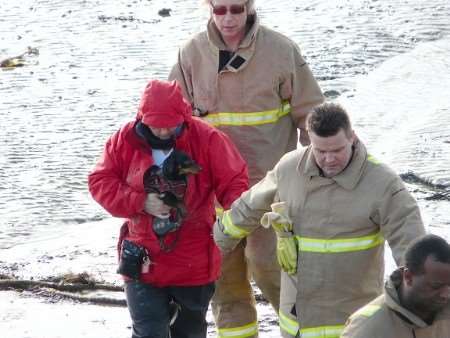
[88,79,249,338]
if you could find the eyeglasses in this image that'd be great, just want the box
[212,4,246,15]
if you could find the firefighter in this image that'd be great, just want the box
[214,102,426,337]
[169,1,324,335]
[341,234,450,338]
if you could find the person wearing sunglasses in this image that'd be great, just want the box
[169,1,324,337]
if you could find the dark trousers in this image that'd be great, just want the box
[124,281,215,338]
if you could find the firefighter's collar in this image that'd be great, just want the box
[303,140,367,190]
[384,269,436,329]
[207,15,259,73]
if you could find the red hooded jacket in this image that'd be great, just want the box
[88,80,248,286]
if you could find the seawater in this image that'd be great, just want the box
[1,0,449,256]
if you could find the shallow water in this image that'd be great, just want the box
[1,0,450,250]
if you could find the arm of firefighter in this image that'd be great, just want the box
[279,44,324,146]
[213,214,240,253]
[168,49,194,104]
[88,132,147,218]
[378,176,426,266]
[208,130,249,210]
[215,168,280,249]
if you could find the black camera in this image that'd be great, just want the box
[117,239,147,279]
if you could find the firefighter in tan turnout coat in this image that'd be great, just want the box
[341,234,450,338]
[214,103,426,338]
[169,0,324,336]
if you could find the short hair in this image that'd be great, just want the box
[404,234,450,274]
[307,103,352,137]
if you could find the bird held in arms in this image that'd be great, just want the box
[143,150,201,238]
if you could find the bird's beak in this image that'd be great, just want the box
[179,163,202,175]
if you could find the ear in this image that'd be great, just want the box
[349,129,356,143]
[403,267,414,286]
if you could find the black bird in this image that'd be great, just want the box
[158,8,172,17]
[161,149,202,182]
[143,150,201,236]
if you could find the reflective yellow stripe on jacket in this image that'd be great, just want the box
[204,101,291,127]
[222,210,251,239]
[350,304,381,319]
[215,207,224,219]
[367,154,381,165]
[300,325,345,338]
[217,321,258,338]
[296,232,384,253]
[280,310,344,338]
[279,310,299,336]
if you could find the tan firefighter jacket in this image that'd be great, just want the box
[341,269,450,338]
[217,140,425,337]
[169,14,324,185]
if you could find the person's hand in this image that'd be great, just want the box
[261,202,298,275]
[144,193,171,218]
[274,230,298,275]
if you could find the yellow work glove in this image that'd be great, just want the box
[261,202,297,275]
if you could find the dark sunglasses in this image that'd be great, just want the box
[212,4,246,15]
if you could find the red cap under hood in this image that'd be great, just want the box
[137,80,192,128]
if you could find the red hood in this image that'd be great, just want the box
[137,79,192,128]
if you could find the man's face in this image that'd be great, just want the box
[405,256,450,315]
[211,0,248,42]
[309,128,355,177]
[148,126,178,140]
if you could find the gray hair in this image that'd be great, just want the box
[205,0,256,15]
[246,0,256,14]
